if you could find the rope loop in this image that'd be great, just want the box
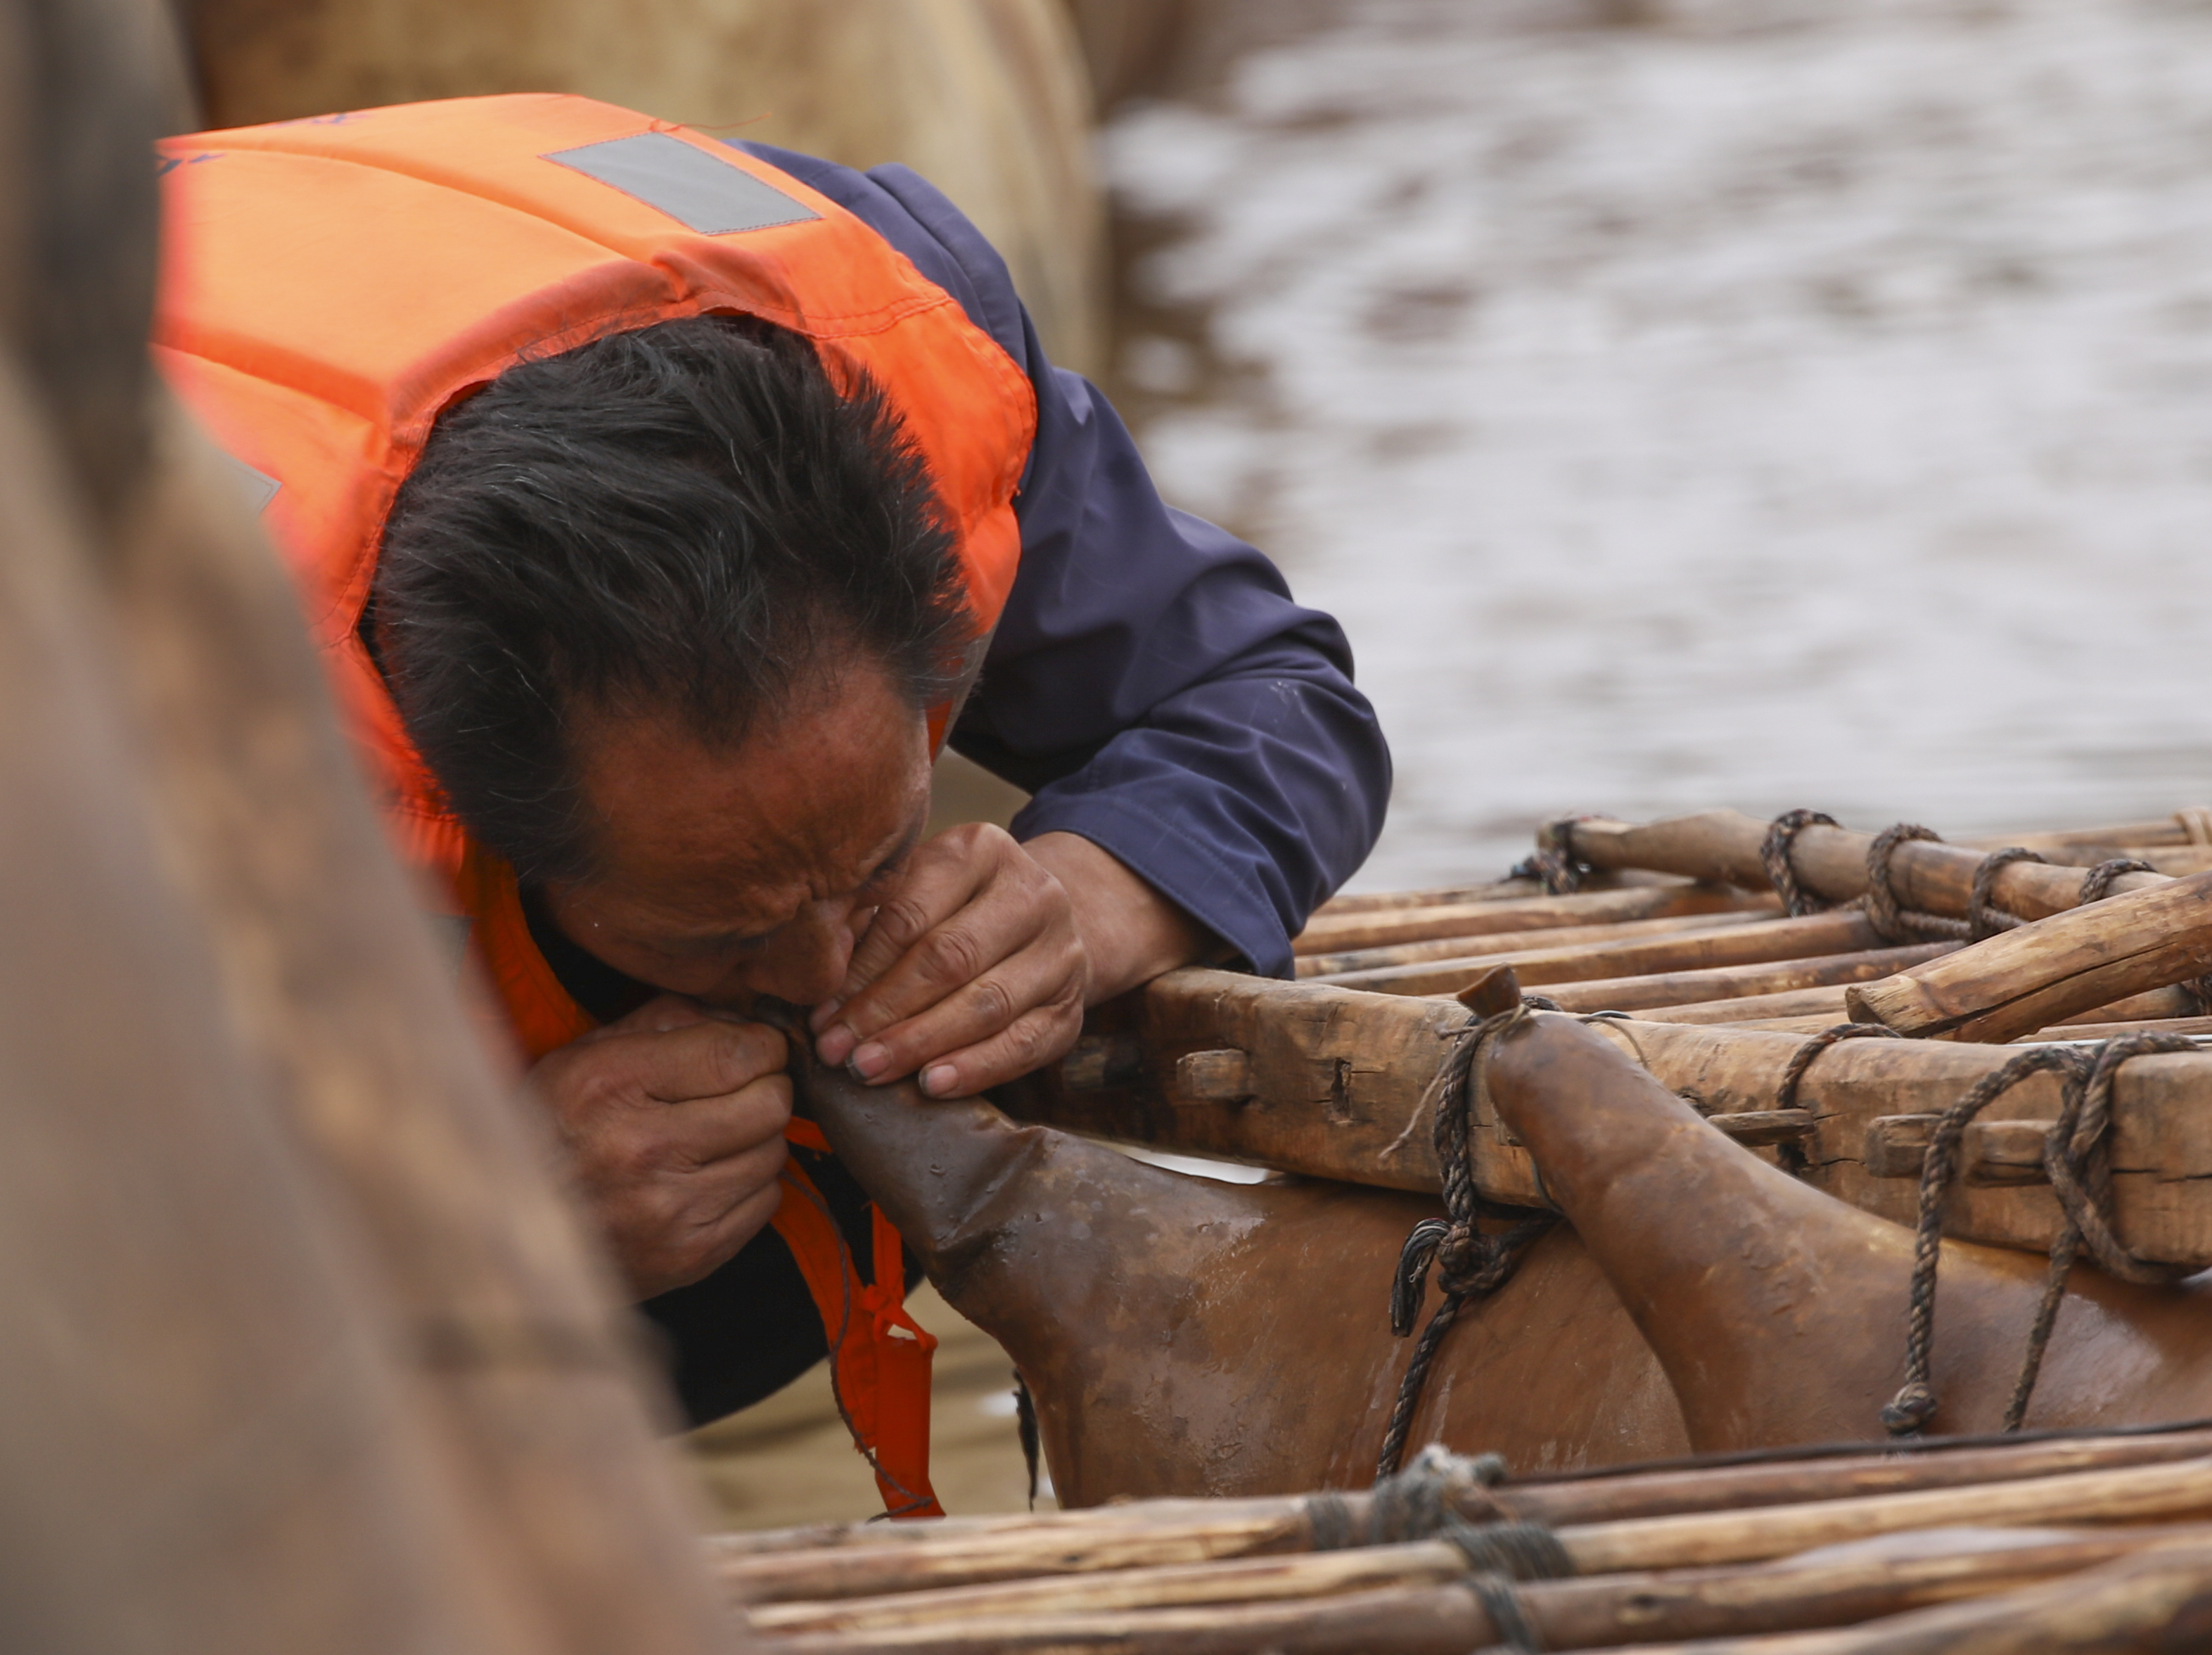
[1760,809,1841,917]
[1863,823,1971,943]
[2052,1033,2199,1286]
[1884,1043,2088,1437]
[1391,1218,1453,1338]
[1466,1571,1546,1652]
[2079,857,2155,905]
[1883,1035,2203,1437]
[1968,846,2046,940]
[1509,819,1597,897]
[1440,1517,1573,1581]
[1377,1006,1559,1478]
[1772,1022,1901,1176]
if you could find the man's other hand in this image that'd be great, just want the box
[812,825,1205,1098]
[530,995,791,1300]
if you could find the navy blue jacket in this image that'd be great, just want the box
[624,147,1391,1424]
[743,143,1390,979]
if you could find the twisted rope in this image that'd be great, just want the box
[2079,857,2156,904]
[1466,1571,1546,1651]
[1771,1022,1902,1176]
[1759,809,1842,917]
[1968,847,2046,940]
[1509,818,1596,897]
[1379,1007,1559,1478]
[1885,1035,2196,1437]
[1862,823,1971,942]
[1307,1446,1508,1551]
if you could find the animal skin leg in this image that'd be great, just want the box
[791,1040,1684,1502]
[1483,1014,2212,1447]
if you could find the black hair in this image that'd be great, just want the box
[372,313,969,882]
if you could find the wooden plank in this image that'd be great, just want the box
[999,969,2212,1267]
[1291,880,1769,955]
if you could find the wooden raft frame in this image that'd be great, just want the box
[996,806,2212,1272]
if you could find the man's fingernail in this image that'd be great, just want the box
[921,1063,959,1097]
[815,1025,856,1066]
[809,999,843,1033]
[850,1042,888,1080]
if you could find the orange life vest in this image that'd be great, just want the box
[153,94,1039,1518]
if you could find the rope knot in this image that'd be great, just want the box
[1879,1381,1939,1436]
[1433,1225,1492,1297]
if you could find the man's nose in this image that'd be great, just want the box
[739,902,855,1007]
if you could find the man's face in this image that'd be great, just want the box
[544,663,934,1009]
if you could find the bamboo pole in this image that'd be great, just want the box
[1846,871,2212,1041]
[1564,811,2166,921]
[1313,912,1886,997]
[1293,882,1770,956]
[1295,909,1775,978]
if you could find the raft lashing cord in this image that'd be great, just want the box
[1756,807,2212,1002]
[1312,1446,1565,1655]
[1477,810,2212,1448]
[1887,1030,2202,1438]
[1379,1004,1560,1480]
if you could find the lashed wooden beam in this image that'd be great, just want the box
[997,969,2212,1267]
[1562,810,2167,919]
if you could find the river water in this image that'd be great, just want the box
[1104,0,2212,893]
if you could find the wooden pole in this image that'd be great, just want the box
[1564,810,2166,921]
[1001,970,2212,1265]
[1846,871,2212,1041]
[1311,911,1887,997]
[1306,869,1689,918]
[1294,909,1772,978]
[1514,942,1955,1014]
[1293,881,1770,956]
[745,1528,2206,1650]
[1623,1536,2212,1654]
[755,1583,1485,1655]
[1561,1455,2212,1575]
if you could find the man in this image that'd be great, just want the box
[155,94,1388,1513]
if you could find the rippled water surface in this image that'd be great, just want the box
[1105,0,2212,891]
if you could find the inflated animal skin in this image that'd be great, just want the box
[793,1014,2212,1504]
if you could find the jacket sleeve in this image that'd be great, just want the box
[737,144,1391,976]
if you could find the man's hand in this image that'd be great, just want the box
[530,995,791,1300]
[812,825,1207,1098]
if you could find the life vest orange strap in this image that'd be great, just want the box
[769,1161,942,1518]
